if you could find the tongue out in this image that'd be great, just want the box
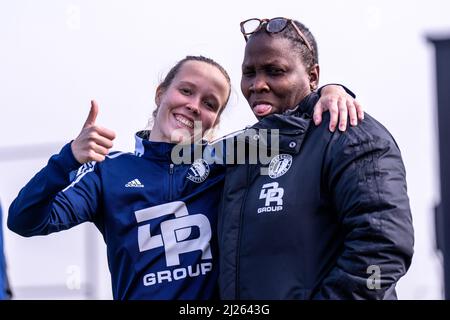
[252,104,273,117]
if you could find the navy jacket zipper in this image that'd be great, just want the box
[169,163,174,201]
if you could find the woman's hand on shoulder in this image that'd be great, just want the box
[313,85,364,132]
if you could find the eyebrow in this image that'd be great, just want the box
[177,81,221,104]
[243,59,288,68]
[177,80,196,87]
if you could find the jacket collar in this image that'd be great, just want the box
[252,92,319,132]
[249,93,320,154]
[134,130,207,162]
[134,130,175,161]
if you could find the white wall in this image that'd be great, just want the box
[0,0,448,299]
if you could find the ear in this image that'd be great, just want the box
[308,64,320,91]
[155,85,164,106]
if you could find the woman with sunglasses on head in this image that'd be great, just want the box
[7,54,360,299]
[218,18,414,300]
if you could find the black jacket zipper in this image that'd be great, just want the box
[235,162,252,299]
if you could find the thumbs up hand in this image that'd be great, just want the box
[71,100,116,164]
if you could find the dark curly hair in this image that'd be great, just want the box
[250,19,318,71]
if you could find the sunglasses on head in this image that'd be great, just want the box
[240,17,314,54]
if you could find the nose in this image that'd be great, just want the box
[186,101,200,115]
[250,75,269,93]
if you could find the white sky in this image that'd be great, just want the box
[1,0,449,299]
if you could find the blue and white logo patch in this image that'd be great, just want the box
[187,159,210,183]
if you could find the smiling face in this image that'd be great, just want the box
[150,60,230,143]
[241,32,319,119]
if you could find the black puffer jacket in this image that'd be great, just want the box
[218,93,414,299]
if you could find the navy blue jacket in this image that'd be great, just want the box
[0,202,9,299]
[218,93,414,299]
[8,131,225,300]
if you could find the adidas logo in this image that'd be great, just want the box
[125,179,144,188]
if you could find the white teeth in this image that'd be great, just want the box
[175,114,194,129]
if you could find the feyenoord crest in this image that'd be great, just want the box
[187,159,210,183]
[268,154,292,179]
